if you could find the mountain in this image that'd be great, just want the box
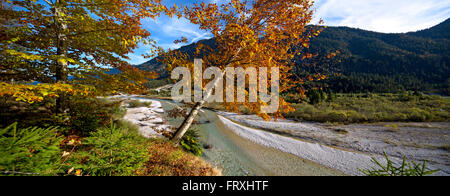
[137,18,450,95]
[305,18,450,94]
[410,18,450,39]
[137,38,216,79]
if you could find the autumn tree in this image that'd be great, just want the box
[0,0,172,110]
[162,0,327,144]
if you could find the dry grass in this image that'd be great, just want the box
[332,128,349,134]
[439,145,450,152]
[384,124,400,132]
[144,140,221,176]
[127,100,152,108]
[383,139,399,146]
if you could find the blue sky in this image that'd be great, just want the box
[125,0,450,65]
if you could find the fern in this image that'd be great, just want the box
[360,152,440,176]
[0,123,63,176]
[180,129,204,156]
[65,123,149,176]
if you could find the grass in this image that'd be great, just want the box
[384,124,400,132]
[383,139,399,147]
[283,93,450,123]
[332,128,349,134]
[127,100,152,108]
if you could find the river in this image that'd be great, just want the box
[120,96,448,176]
[158,100,344,176]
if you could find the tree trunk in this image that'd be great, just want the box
[171,100,206,144]
[171,48,242,144]
[53,0,69,114]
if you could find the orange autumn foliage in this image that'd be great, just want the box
[160,0,326,121]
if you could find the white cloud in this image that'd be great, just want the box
[312,0,450,33]
[210,0,230,5]
[149,17,213,50]
[126,53,147,65]
[161,18,204,38]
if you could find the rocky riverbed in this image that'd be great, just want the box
[218,112,450,175]
[110,95,174,138]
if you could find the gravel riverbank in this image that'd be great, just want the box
[217,112,449,176]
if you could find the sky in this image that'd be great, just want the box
[128,0,450,65]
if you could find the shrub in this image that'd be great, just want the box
[68,97,122,136]
[282,93,450,123]
[346,110,367,122]
[116,120,140,134]
[384,124,399,132]
[407,108,429,122]
[127,100,152,108]
[240,107,252,115]
[392,113,408,121]
[0,96,59,128]
[360,152,439,176]
[65,123,149,176]
[180,129,204,156]
[327,111,348,122]
[0,123,63,176]
[144,79,171,89]
[333,128,349,134]
[439,145,450,152]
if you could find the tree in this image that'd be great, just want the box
[0,0,171,108]
[162,0,327,144]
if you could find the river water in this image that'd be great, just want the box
[158,100,344,176]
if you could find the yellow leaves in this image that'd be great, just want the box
[57,58,68,65]
[302,42,309,48]
[1,0,170,101]
[122,38,130,47]
[0,82,93,104]
[75,169,82,176]
[5,50,43,61]
[317,74,327,81]
[248,51,255,58]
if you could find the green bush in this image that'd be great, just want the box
[327,111,348,122]
[360,152,439,176]
[283,93,449,123]
[127,100,152,108]
[116,120,140,134]
[345,110,367,122]
[180,129,204,156]
[65,123,149,176]
[407,108,430,122]
[0,123,63,176]
[144,79,171,89]
[68,98,122,136]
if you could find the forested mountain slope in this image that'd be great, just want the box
[137,18,450,95]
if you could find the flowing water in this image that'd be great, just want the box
[158,99,344,176]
